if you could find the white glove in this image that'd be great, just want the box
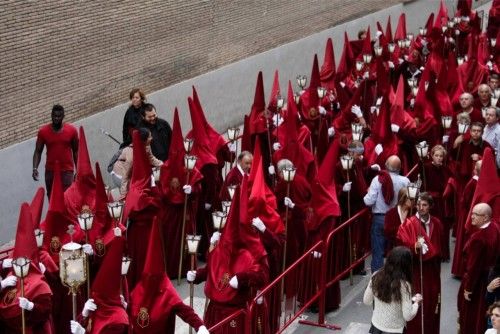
[417,238,429,255]
[120,294,127,309]
[318,106,327,115]
[442,135,449,143]
[1,276,17,289]
[374,144,383,155]
[197,325,210,334]
[252,217,266,233]
[391,124,400,133]
[388,61,395,69]
[312,251,322,258]
[70,320,86,334]
[18,297,34,311]
[82,244,93,256]
[448,37,455,44]
[187,270,197,282]
[351,105,363,118]
[2,259,12,269]
[228,142,236,153]
[256,290,264,305]
[114,227,122,237]
[398,58,404,65]
[376,30,383,38]
[328,127,335,138]
[39,262,46,274]
[204,203,212,210]
[342,182,352,192]
[210,231,221,245]
[268,165,276,175]
[370,106,378,114]
[370,164,381,171]
[82,298,97,317]
[340,81,346,88]
[272,142,281,151]
[183,185,192,194]
[229,276,238,289]
[273,113,283,127]
[284,197,295,209]
[363,71,370,79]
[403,55,409,61]
[410,98,415,107]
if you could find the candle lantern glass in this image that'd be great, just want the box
[34,229,44,248]
[186,235,202,254]
[184,155,198,171]
[340,155,354,170]
[183,138,194,153]
[121,256,131,275]
[12,257,31,278]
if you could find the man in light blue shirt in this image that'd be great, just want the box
[363,155,410,272]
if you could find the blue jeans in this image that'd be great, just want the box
[370,214,386,273]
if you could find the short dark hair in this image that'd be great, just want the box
[141,103,156,117]
[237,151,252,162]
[470,122,484,130]
[129,88,146,101]
[490,73,499,81]
[137,127,151,142]
[52,104,64,114]
[417,192,434,207]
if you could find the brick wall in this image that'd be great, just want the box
[0,0,402,149]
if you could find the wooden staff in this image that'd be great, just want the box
[178,170,191,285]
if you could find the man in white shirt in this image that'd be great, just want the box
[363,155,410,272]
[483,107,500,148]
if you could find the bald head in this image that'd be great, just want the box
[471,203,492,227]
[385,155,401,173]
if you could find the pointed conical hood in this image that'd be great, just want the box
[394,13,407,40]
[187,97,218,168]
[142,219,166,277]
[160,109,203,204]
[301,54,320,119]
[268,70,281,113]
[92,237,125,302]
[386,16,393,41]
[238,175,267,254]
[13,203,40,266]
[285,81,299,143]
[247,137,284,234]
[122,130,160,223]
[425,13,435,34]
[333,79,366,131]
[465,148,500,232]
[49,163,65,213]
[390,75,405,127]
[42,164,83,254]
[191,87,228,154]
[130,130,152,191]
[65,126,96,218]
[241,115,252,152]
[249,71,268,135]
[361,26,372,56]
[456,0,472,16]
[29,188,45,229]
[434,0,448,29]
[90,236,129,333]
[308,140,341,230]
[76,126,94,179]
[91,162,113,240]
[320,38,336,90]
[336,32,354,81]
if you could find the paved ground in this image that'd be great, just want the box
[172,239,461,334]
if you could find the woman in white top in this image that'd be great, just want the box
[485,301,500,333]
[364,246,422,334]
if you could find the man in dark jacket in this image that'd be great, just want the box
[138,103,172,162]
